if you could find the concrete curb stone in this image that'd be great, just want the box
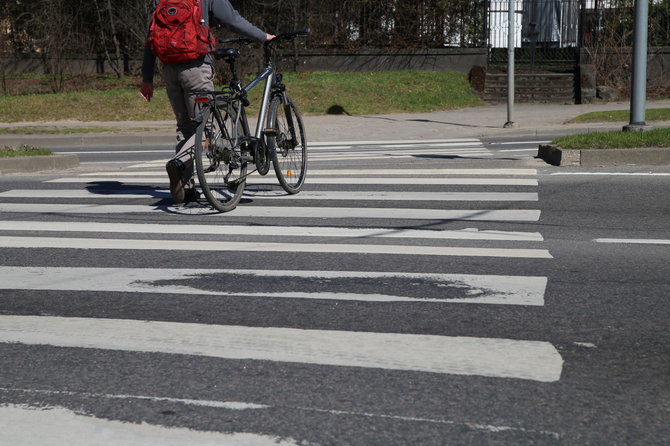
[538,144,670,166]
[0,154,79,175]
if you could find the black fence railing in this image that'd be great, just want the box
[486,0,670,69]
[2,0,668,73]
[486,0,584,69]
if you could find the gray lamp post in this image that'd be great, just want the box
[624,0,651,132]
[505,0,517,128]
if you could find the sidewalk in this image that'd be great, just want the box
[303,99,670,141]
[1,100,669,172]
[1,100,669,145]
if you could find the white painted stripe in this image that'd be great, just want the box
[2,389,560,438]
[0,236,552,258]
[303,145,353,150]
[3,389,268,410]
[0,204,542,221]
[311,149,490,156]
[550,172,670,176]
[0,221,545,241]
[312,146,484,152]
[490,141,551,145]
[0,267,549,306]
[378,143,484,148]
[77,168,536,177]
[129,161,512,170]
[47,177,538,186]
[313,147,486,153]
[309,153,494,161]
[593,238,670,245]
[1,405,297,446]
[309,138,480,146]
[0,316,564,381]
[312,146,483,152]
[306,168,538,175]
[58,150,170,155]
[80,161,143,165]
[0,189,539,202]
[0,189,171,199]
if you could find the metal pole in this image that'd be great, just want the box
[624,0,649,131]
[505,0,517,127]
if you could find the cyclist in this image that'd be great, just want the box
[140,0,274,203]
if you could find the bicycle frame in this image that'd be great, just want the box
[242,66,298,151]
[241,65,276,142]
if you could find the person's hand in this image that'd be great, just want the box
[140,82,153,102]
[266,33,276,41]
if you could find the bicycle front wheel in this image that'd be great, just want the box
[268,95,307,194]
[195,105,247,213]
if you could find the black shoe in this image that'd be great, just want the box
[166,160,186,203]
[184,188,201,203]
[227,179,240,190]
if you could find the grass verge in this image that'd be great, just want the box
[0,145,52,157]
[552,128,670,150]
[0,126,121,134]
[278,71,484,115]
[0,126,166,134]
[567,108,670,123]
[0,89,175,123]
[0,71,483,123]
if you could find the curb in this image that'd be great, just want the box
[0,127,628,147]
[0,133,174,147]
[0,154,80,175]
[538,144,670,166]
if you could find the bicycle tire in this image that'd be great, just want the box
[268,95,307,194]
[255,137,271,176]
[194,104,247,212]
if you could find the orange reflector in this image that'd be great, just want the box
[286,170,293,177]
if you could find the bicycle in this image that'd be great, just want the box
[192,30,309,213]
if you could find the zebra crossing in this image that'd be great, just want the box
[0,138,561,441]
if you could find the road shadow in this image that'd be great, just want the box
[359,115,500,130]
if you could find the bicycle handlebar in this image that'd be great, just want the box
[218,29,309,47]
[218,37,254,45]
[216,30,309,69]
[272,29,310,42]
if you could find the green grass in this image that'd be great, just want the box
[552,128,670,150]
[567,108,670,123]
[276,71,484,115]
[0,89,175,123]
[0,145,52,157]
[0,71,483,123]
[0,126,129,134]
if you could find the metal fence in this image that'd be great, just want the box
[487,0,583,49]
[487,0,585,69]
[487,0,670,69]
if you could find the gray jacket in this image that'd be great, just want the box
[142,0,267,82]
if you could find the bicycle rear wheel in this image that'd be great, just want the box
[195,104,247,212]
[268,95,307,194]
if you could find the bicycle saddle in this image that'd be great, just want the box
[215,48,240,60]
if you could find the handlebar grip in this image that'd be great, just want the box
[218,37,254,45]
[278,29,310,40]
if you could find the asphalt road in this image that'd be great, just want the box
[0,136,668,445]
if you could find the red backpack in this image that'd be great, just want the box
[147,0,216,64]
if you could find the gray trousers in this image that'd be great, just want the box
[162,60,214,187]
